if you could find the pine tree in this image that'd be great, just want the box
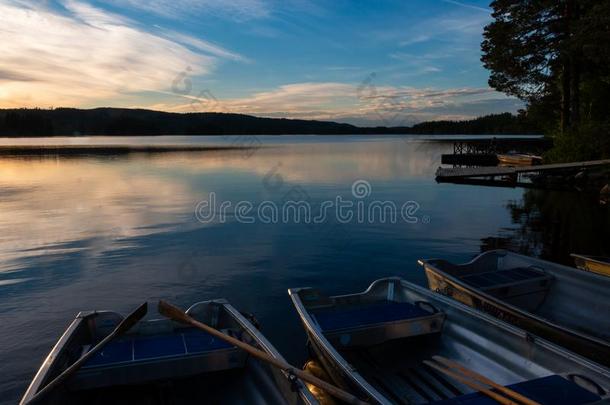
[482,0,610,159]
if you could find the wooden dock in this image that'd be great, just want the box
[440,153,498,166]
[449,137,552,155]
[436,159,610,183]
[440,137,552,167]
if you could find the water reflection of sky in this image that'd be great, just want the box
[0,136,528,402]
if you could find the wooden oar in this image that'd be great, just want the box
[423,360,519,405]
[158,300,369,405]
[26,302,148,405]
[432,356,541,405]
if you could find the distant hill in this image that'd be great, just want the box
[0,108,540,136]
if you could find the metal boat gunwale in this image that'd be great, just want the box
[21,299,318,405]
[571,254,610,266]
[21,310,103,404]
[289,280,402,405]
[419,250,610,350]
[571,253,610,277]
[290,277,610,405]
[395,279,608,370]
[424,266,603,345]
[219,299,317,401]
[294,277,610,370]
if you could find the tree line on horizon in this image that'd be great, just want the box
[0,108,539,137]
[482,0,610,161]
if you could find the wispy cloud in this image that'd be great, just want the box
[224,82,357,113]
[157,30,249,62]
[441,0,491,14]
[368,4,490,51]
[0,1,243,108]
[388,52,447,76]
[151,82,520,126]
[0,1,511,123]
[398,13,490,46]
[100,0,271,22]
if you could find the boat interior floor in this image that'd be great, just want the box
[459,267,552,291]
[341,334,473,404]
[338,335,601,405]
[68,361,288,405]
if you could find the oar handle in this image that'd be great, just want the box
[432,356,541,405]
[424,360,519,405]
[160,301,368,405]
[187,316,368,405]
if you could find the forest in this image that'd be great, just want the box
[482,0,610,161]
[0,108,538,137]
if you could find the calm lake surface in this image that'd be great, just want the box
[1,135,608,402]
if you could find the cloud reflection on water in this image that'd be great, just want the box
[0,138,444,280]
[0,158,198,274]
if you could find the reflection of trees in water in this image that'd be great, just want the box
[482,190,610,266]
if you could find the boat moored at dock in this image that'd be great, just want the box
[289,277,610,404]
[497,153,542,166]
[21,299,317,405]
[419,250,610,366]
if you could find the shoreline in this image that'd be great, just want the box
[0,133,544,138]
[0,144,257,156]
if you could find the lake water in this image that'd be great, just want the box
[1,135,608,402]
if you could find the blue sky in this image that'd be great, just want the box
[0,0,522,125]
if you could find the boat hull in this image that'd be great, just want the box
[21,300,317,405]
[424,266,609,366]
[497,154,542,166]
[289,278,610,405]
[420,250,610,367]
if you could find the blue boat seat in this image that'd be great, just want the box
[311,301,431,332]
[431,375,601,405]
[461,267,551,290]
[82,327,234,369]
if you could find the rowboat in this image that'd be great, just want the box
[572,253,610,277]
[289,277,610,404]
[497,153,542,166]
[419,250,610,366]
[20,299,318,405]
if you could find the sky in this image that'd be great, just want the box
[0,0,523,126]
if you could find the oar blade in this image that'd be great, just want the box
[115,302,148,335]
[158,300,191,324]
